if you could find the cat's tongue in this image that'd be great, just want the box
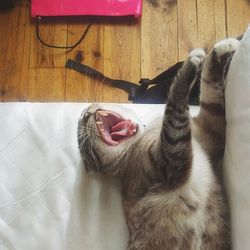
[95,109,138,146]
[111,120,137,141]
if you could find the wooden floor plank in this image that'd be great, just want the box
[197,0,214,50]
[29,17,67,68]
[28,68,65,101]
[65,19,104,102]
[0,0,30,101]
[197,0,227,51]
[141,0,178,79]
[177,0,198,61]
[103,18,141,102]
[227,0,250,37]
[214,0,227,41]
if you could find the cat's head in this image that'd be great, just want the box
[77,104,143,174]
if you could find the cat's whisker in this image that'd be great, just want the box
[97,74,106,100]
[95,71,101,102]
[78,135,89,150]
[90,140,100,171]
[78,124,100,137]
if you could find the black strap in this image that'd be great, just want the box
[65,59,139,100]
[146,61,184,85]
[65,59,185,102]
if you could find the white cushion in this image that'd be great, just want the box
[224,24,250,250]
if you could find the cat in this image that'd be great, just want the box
[77,38,240,250]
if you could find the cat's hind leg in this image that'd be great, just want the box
[200,38,239,107]
[193,38,240,173]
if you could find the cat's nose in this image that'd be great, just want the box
[80,109,95,121]
[84,111,95,119]
[88,103,101,111]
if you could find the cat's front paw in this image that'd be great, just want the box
[189,48,206,70]
[213,38,240,62]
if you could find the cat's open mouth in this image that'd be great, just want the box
[95,109,138,146]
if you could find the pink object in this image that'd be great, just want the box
[31,0,142,18]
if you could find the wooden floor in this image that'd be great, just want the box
[0,0,249,102]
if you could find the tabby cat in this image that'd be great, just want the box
[78,38,240,249]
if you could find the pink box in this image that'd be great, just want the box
[31,0,142,18]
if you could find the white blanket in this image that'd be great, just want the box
[0,103,199,250]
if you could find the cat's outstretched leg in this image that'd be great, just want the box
[193,38,240,174]
[200,38,239,109]
[159,49,205,189]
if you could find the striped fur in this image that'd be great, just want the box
[78,38,240,249]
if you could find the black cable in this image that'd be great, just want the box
[36,16,91,50]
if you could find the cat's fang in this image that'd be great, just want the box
[97,110,108,116]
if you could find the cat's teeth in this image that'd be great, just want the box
[98,111,108,116]
[96,121,103,125]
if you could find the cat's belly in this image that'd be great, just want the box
[125,140,217,250]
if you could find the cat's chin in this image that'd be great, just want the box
[95,109,138,146]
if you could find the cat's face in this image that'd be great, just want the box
[77,104,143,172]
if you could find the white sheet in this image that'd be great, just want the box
[224,24,250,250]
[0,103,199,250]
